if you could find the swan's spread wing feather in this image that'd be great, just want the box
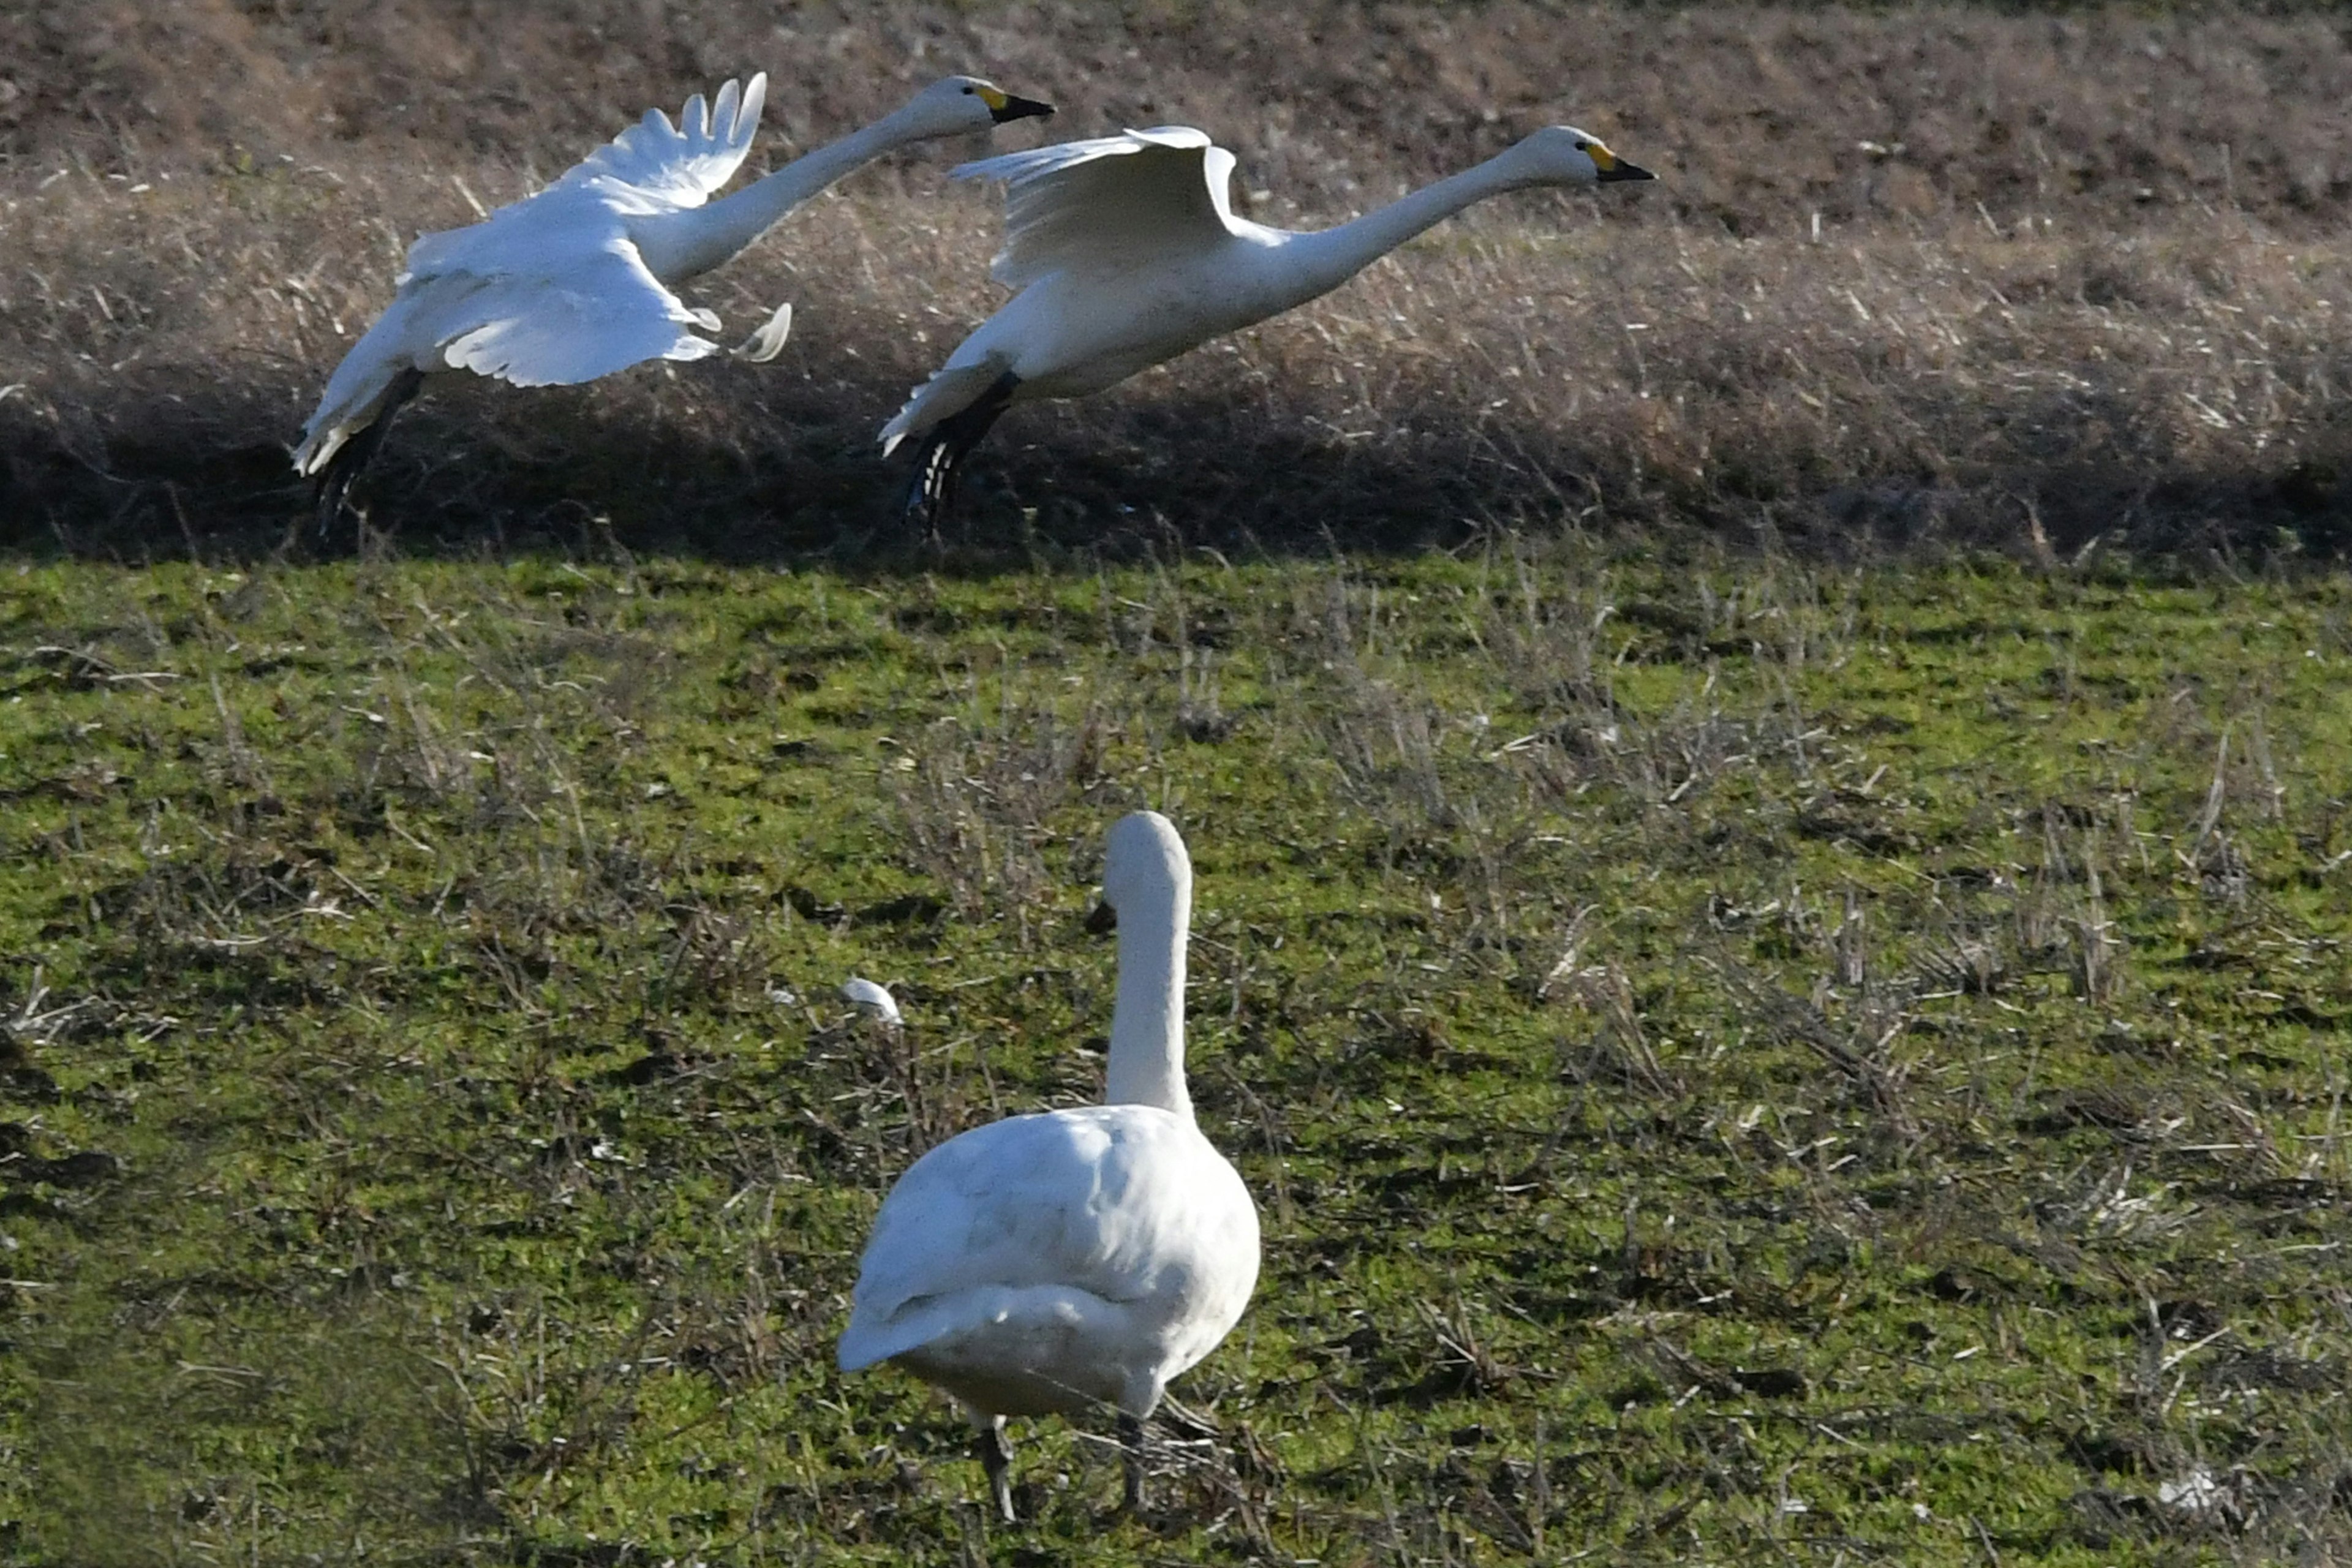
[296,249,714,472]
[396,75,763,282]
[955,127,1242,287]
[307,184,712,472]
[839,1106,1237,1370]
[558,72,768,209]
[435,243,719,385]
[951,124,1212,188]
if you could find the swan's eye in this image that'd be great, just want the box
[962,86,976,94]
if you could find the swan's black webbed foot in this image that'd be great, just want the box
[976,1419,1016,1523]
[902,371,1019,532]
[311,368,424,546]
[1118,1411,1147,1514]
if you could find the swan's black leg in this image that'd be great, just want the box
[312,368,424,546]
[1118,1411,1146,1513]
[975,1417,1016,1523]
[901,371,1019,532]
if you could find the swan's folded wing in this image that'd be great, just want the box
[435,243,721,386]
[557,73,769,209]
[840,1109,1193,1368]
[954,126,1243,288]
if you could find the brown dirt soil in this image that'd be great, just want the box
[3,1,2350,560]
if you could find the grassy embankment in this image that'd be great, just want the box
[3,541,2348,1564]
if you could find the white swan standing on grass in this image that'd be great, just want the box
[293,72,1052,535]
[838,811,1259,1521]
[881,122,1654,521]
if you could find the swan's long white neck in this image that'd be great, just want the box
[632,105,935,283]
[1104,863,1192,1120]
[1278,153,1543,306]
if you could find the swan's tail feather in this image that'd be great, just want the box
[878,360,1010,458]
[311,368,425,545]
[899,371,1019,530]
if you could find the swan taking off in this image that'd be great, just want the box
[838,812,1259,1521]
[881,123,1653,521]
[293,72,1052,536]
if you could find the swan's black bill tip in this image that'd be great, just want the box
[991,94,1055,125]
[1598,159,1656,184]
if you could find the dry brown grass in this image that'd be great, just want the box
[4,1,2351,559]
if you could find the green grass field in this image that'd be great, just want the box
[4,538,2348,1564]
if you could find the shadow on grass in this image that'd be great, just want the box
[6,369,2350,576]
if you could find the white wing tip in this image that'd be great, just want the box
[878,391,927,453]
[661,333,723,365]
[1124,125,1213,147]
[290,428,338,477]
[729,301,793,363]
[737,73,769,140]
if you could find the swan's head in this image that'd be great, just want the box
[1088,811,1191,933]
[1506,125,1656,187]
[902,75,1056,138]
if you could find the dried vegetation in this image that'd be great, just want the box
[3,1,2351,558]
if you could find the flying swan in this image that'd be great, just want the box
[293,72,1052,532]
[881,122,1653,519]
[838,811,1259,1520]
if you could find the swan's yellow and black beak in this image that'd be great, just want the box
[978,85,1055,125]
[1085,900,1118,935]
[1589,141,1656,183]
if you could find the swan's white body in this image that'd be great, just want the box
[839,811,1258,1518]
[295,74,1050,485]
[879,123,1653,489]
[839,1103,1256,1418]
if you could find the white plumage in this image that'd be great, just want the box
[839,976,903,1029]
[839,811,1258,1520]
[294,73,1051,529]
[881,122,1653,518]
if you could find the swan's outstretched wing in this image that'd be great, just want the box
[396,75,764,283]
[293,76,767,487]
[434,243,720,385]
[954,126,1244,288]
[295,242,718,473]
[557,73,769,208]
